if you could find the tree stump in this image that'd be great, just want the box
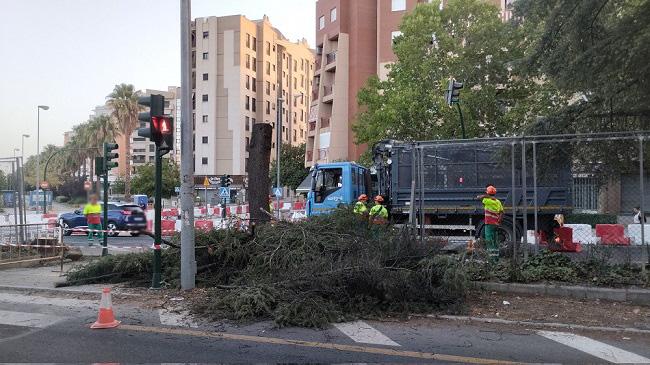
[248,123,273,223]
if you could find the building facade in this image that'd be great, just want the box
[192,15,314,177]
[307,0,512,166]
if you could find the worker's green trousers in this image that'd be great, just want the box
[483,224,499,264]
[87,223,103,241]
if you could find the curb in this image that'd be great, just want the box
[473,282,650,305]
[429,314,650,335]
[0,284,141,297]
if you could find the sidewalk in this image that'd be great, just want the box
[0,262,107,294]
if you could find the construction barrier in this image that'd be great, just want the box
[595,224,631,246]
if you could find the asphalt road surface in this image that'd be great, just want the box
[0,288,649,363]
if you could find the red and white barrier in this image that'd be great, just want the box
[596,224,631,245]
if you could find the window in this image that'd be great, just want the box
[245,96,250,110]
[391,31,403,45]
[202,115,208,123]
[202,52,208,60]
[266,41,271,56]
[202,157,208,165]
[246,75,250,90]
[391,0,406,11]
[252,37,257,51]
[294,60,297,71]
[202,73,208,81]
[202,136,208,144]
[202,94,208,102]
[293,130,297,142]
[266,101,271,114]
[314,168,343,203]
[252,98,256,112]
[149,145,155,152]
[252,77,257,92]
[246,54,250,69]
[246,34,251,48]
[266,61,271,75]
[246,137,250,151]
[266,81,270,95]
[330,7,337,22]
[252,57,257,71]
[245,116,250,131]
[319,15,325,30]
[202,31,209,39]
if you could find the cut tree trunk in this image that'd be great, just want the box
[248,123,273,223]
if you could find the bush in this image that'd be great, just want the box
[55,196,70,203]
[566,213,617,227]
[70,197,86,205]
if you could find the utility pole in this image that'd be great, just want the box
[276,96,283,219]
[180,0,196,290]
[152,146,163,288]
[36,105,49,214]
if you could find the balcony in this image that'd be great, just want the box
[320,117,330,129]
[326,52,337,65]
[306,150,313,162]
[312,89,319,101]
[322,85,334,103]
[309,120,317,131]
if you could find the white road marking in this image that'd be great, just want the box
[0,292,97,308]
[158,309,198,328]
[538,331,650,364]
[334,320,400,347]
[0,309,65,328]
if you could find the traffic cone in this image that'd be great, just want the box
[91,288,120,329]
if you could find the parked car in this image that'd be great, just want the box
[58,203,147,237]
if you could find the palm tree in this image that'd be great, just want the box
[106,83,142,199]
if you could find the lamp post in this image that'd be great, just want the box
[13,148,19,158]
[36,105,49,213]
[275,92,304,219]
[21,135,30,162]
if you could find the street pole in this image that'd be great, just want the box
[36,105,49,214]
[152,147,163,289]
[276,97,283,219]
[180,0,196,290]
[456,103,466,139]
[16,157,25,243]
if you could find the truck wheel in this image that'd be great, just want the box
[476,219,521,258]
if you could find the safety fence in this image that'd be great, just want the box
[0,223,63,263]
[400,131,650,268]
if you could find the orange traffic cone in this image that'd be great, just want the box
[91,288,120,329]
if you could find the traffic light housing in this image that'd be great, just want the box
[137,94,165,143]
[220,174,232,187]
[104,142,119,171]
[95,156,105,176]
[153,116,174,154]
[445,79,464,106]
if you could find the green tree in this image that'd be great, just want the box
[0,170,7,191]
[270,143,309,191]
[354,0,563,146]
[107,84,143,199]
[130,160,180,199]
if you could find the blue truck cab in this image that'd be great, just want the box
[306,162,371,216]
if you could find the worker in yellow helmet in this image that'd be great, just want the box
[354,194,369,216]
[369,195,388,224]
[476,185,503,264]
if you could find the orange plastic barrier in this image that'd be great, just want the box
[595,224,631,245]
[161,220,175,232]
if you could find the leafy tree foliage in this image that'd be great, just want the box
[270,143,309,191]
[130,159,180,199]
[354,0,563,146]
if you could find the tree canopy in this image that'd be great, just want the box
[130,159,180,199]
[270,143,309,191]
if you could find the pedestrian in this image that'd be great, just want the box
[633,206,646,224]
[369,195,388,224]
[476,185,503,264]
[83,194,103,245]
[354,194,369,216]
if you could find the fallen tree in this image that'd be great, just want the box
[62,209,468,327]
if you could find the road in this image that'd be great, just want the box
[0,288,649,363]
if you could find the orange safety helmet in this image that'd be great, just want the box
[486,185,497,195]
[358,194,368,202]
[374,195,384,203]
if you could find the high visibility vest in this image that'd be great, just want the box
[354,201,368,214]
[369,204,388,219]
[482,197,503,225]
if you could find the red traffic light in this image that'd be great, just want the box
[152,116,173,136]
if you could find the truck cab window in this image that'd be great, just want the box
[315,168,343,203]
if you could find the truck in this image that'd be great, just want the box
[307,139,573,248]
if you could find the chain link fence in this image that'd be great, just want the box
[0,222,63,263]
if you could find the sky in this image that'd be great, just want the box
[0,0,315,161]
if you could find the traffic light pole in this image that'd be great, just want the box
[102,147,109,257]
[456,103,466,139]
[151,146,163,289]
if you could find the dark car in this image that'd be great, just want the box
[58,203,147,236]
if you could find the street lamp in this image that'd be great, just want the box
[13,148,20,158]
[275,92,304,219]
[36,105,49,213]
[21,134,30,161]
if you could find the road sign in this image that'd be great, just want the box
[203,176,210,188]
[84,180,92,191]
[175,186,181,193]
[219,187,230,198]
[40,181,49,190]
[273,187,283,198]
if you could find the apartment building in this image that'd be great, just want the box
[192,15,314,177]
[307,0,512,166]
